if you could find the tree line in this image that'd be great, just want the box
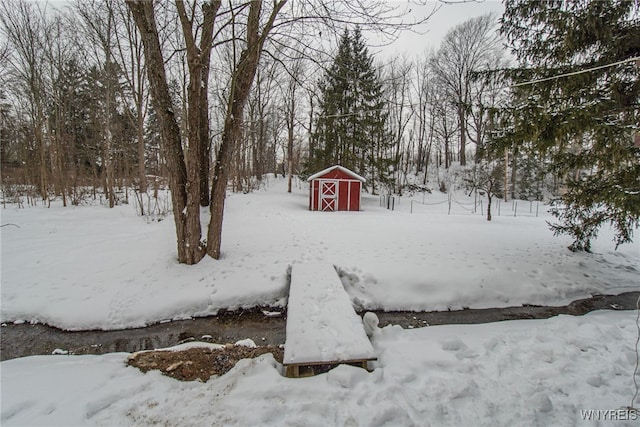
[1,0,637,261]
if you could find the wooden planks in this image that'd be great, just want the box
[283,262,376,377]
[284,360,372,379]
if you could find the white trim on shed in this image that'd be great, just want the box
[307,165,366,183]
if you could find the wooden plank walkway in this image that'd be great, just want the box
[283,262,376,378]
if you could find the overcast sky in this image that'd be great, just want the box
[373,0,505,58]
[45,0,505,62]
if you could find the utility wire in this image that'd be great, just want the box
[310,56,640,120]
[511,55,640,88]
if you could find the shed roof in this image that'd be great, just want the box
[306,165,366,183]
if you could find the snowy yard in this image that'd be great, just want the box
[1,176,637,330]
[1,176,639,426]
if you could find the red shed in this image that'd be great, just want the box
[308,165,366,211]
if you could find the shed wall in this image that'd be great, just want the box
[309,170,362,211]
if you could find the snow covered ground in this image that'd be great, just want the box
[1,176,638,330]
[2,311,639,426]
[1,176,639,425]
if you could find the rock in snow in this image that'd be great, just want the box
[234,338,257,348]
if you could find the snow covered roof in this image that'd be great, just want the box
[307,165,366,182]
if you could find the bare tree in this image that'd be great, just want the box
[206,0,287,259]
[112,1,149,201]
[466,160,503,221]
[430,13,500,167]
[280,55,306,193]
[126,0,197,263]
[238,52,280,187]
[175,0,220,207]
[0,0,49,200]
[41,13,77,207]
[75,0,121,207]
[125,0,435,264]
[384,54,414,193]
[412,52,437,185]
[431,82,456,171]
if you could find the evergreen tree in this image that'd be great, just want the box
[307,28,392,189]
[493,0,640,251]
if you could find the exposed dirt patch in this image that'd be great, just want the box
[127,345,284,382]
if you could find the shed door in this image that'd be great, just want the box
[320,180,337,211]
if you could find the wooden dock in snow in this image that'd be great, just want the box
[283,262,376,378]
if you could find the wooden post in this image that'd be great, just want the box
[504,148,509,203]
[285,365,300,378]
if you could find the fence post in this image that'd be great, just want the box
[514,201,518,217]
[498,199,500,216]
[536,201,539,217]
[474,189,477,213]
[411,200,413,214]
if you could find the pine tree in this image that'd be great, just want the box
[493,0,640,251]
[307,28,392,189]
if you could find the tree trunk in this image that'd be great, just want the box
[510,146,518,200]
[308,93,314,160]
[195,1,220,207]
[207,70,256,257]
[199,96,211,206]
[137,106,146,196]
[444,134,450,169]
[105,125,115,208]
[458,103,466,167]
[183,68,205,262]
[176,0,220,260]
[504,148,509,203]
[36,111,47,200]
[207,0,286,259]
[286,101,294,193]
[127,0,200,264]
[175,0,219,210]
[207,111,238,259]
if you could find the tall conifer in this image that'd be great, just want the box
[493,0,640,251]
[307,28,391,189]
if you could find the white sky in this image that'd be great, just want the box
[43,0,504,61]
[372,0,505,58]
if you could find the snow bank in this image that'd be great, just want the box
[1,311,638,426]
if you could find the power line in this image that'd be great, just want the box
[310,56,640,120]
[511,56,640,88]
